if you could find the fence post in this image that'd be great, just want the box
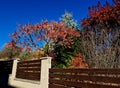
[11,59,19,80]
[40,57,52,88]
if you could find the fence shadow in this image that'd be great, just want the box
[0,60,15,88]
[0,73,15,88]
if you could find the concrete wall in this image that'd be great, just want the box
[8,57,52,88]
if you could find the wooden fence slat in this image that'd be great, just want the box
[17,67,40,71]
[49,84,68,88]
[49,69,120,88]
[16,59,41,81]
[49,68,120,75]
[18,59,41,64]
[49,79,120,88]
[49,74,120,84]
[16,75,40,81]
[16,70,40,73]
[17,63,40,67]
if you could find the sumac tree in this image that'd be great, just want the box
[8,20,80,67]
[9,21,80,52]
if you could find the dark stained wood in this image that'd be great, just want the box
[18,59,41,64]
[0,60,13,74]
[49,84,68,88]
[50,74,120,84]
[49,68,120,88]
[49,68,120,75]
[49,79,120,88]
[16,59,41,81]
[17,63,40,67]
[17,67,40,71]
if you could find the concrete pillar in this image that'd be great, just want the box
[11,59,19,80]
[8,59,20,86]
[40,57,52,88]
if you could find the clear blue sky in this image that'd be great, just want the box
[0,0,112,49]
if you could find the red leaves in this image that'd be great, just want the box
[42,21,48,29]
[24,24,33,34]
[4,43,12,48]
[36,37,41,41]
[26,47,32,51]
[81,0,120,27]
[4,40,16,50]
[45,22,80,47]
[32,24,39,31]
[9,20,80,52]
[12,32,17,38]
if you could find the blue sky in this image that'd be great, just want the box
[0,0,112,49]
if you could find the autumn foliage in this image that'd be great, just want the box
[81,0,120,28]
[2,1,120,68]
[9,21,80,52]
[70,53,88,68]
[80,0,120,68]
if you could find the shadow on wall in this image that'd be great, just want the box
[0,60,15,88]
[0,73,15,88]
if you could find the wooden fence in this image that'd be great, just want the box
[49,68,120,88]
[16,59,41,81]
[0,60,13,74]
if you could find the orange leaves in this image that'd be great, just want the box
[81,0,120,27]
[32,24,40,31]
[4,42,12,48]
[36,37,41,41]
[70,53,88,68]
[24,24,33,34]
[42,23,48,29]
[26,47,32,51]
[10,20,80,51]
[4,40,16,50]
[44,22,80,47]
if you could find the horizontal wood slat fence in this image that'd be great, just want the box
[16,59,41,81]
[0,60,13,74]
[49,69,120,88]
